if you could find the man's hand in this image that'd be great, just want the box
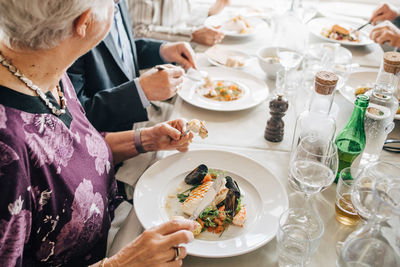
[370,21,400,47]
[370,3,399,25]
[160,42,197,70]
[209,0,230,16]
[192,27,224,46]
[139,64,184,101]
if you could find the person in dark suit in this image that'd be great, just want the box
[68,0,196,132]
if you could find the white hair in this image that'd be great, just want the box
[0,0,110,50]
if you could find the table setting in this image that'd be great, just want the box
[110,1,400,266]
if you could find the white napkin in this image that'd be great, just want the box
[107,202,143,257]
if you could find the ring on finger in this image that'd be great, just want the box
[174,246,181,261]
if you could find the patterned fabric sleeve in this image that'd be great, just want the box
[0,139,33,267]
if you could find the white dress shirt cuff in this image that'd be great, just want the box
[134,78,151,108]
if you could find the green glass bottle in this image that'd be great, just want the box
[334,95,369,182]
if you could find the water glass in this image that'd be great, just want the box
[335,168,360,226]
[276,69,303,97]
[351,162,400,221]
[277,208,324,266]
[289,135,339,196]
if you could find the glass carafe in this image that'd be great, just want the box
[337,162,400,267]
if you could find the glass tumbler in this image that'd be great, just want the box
[335,168,360,226]
[277,208,324,266]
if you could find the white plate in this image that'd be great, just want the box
[178,67,269,111]
[204,15,266,38]
[318,2,376,20]
[205,48,251,69]
[339,71,400,120]
[134,150,289,258]
[308,17,373,47]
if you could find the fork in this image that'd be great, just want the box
[383,139,400,153]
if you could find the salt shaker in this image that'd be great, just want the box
[264,94,289,142]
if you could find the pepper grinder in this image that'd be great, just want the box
[264,94,289,142]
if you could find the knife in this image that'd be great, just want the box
[189,174,224,220]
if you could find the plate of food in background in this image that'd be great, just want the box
[134,150,289,257]
[308,17,373,47]
[205,47,251,69]
[204,14,266,38]
[178,67,269,111]
[339,71,400,119]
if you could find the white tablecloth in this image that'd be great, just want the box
[110,2,400,265]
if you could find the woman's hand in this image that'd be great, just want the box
[370,21,400,47]
[370,3,399,25]
[192,27,224,46]
[141,119,194,152]
[105,220,197,267]
[160,42,197,70]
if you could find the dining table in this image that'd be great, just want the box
[108,1,400,266]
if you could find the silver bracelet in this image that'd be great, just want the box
[134,129,147,154]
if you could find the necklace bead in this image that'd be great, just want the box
[0,51,67,116]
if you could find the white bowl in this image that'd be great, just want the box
[257,47,285,80]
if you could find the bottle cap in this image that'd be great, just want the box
[315,71,338,95]
[383,52,400,74]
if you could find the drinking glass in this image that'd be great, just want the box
[277,48,304,92]
[335,168,360,226]
[277,208,324,266]
[337,162,400,267]
[296,0,319,23]
[351,162,400,221]
[289,135,339,199]
[276,69,303,97]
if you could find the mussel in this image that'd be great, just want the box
[225,176,240,198]
[184,164,208,185]
[224,176,241,219]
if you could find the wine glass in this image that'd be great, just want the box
[296,0,319,23]
[277,48,304,93]
[289,135,339,201]
[337,162,400,267]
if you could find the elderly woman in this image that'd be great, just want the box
[0,0,196,266]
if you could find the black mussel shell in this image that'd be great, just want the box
[225,176,240,198]
[184,164,208,185]
[224,189,238,219]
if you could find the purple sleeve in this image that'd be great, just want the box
[0,140,33,267]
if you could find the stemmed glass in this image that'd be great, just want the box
[273,0,307,93]
[337,162,400,267]
[276,48,304,94]
[289,135,339,202]
[288,135,338,261]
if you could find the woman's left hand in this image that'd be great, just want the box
[160,42,197,70]
[141,119,194,152]
[370,21,400,47]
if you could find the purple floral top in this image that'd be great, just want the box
[0,74,120,266]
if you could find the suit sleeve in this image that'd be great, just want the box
[67,57,148,132]
[134,38,166,69]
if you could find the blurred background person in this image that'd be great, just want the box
[128,0,229,46]
[68,0,197,133]
[370,3,400,48]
